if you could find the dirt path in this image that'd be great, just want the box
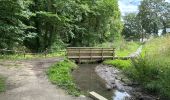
[0,58,88,100]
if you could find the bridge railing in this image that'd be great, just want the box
[67,47,115,62]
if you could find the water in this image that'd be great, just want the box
[72,64,131,100]
[113,90,131,100]
[72,64,113,99]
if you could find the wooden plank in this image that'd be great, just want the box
[67,47,115,49]
[89,91,108,100]
[67,47,115,62]
[68,56,113,59]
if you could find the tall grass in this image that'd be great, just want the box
[128,35,170,99]
[97,39,141,56]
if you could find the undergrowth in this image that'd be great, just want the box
[47,59,81,96]
[127,35,170,99]
[103,35,170,99]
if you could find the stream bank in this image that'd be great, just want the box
[72,64,157,100]
[95,64,157,100]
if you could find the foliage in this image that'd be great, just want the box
[127,35,170,99]
[0,0,122,52]
[122,13,143,40]
[47,59,80,96]
[0,0,33,50]
[24,0,122,52]
[0,76,5,92]
[103,59,131,69]
[97,38,141,57]
[138,0,170,35]
[122,0,170,40]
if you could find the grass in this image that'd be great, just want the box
[0,76,5,92]
[97,39,141,57]
[0,51,65,61]
[103,59,131,69]
[102,35,170,99]
[47,59,81,96]
[127,35,170,99]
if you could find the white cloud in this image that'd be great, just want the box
[165,0,170,2]
[118,0,141,16]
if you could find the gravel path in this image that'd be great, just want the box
[0,58,89,100]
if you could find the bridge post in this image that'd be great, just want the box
[90,48,92,62]
[112,48,114,60]
[78,48,81,63]
[102,48,104,61]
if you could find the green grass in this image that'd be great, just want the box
[0,76,5,92]
[0,51,65,61]
[127,35,170,99]
[103,59,131,69]
[102,35,170,99]
[47,59,81,96]
[96,39,141,57]
[115,41,141,57]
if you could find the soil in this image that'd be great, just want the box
[0,58,89,100]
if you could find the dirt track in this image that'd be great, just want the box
[0,58,89,100]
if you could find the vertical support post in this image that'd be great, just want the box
[45,48,47,58]
[112,48,114,60]
[78,48,81,64]
[23,47,26,58]
[24,50,26,58]
[66,48,68,58]
[102,48,104,61]
[90,48,92,62]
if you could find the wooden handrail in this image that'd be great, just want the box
[67,47,115,62]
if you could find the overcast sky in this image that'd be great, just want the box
[118,0,170,16]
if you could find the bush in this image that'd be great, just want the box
[103,59,132,69]
[47,59,80,96]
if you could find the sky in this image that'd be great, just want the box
[118,0,170,16]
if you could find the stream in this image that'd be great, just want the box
[72,64,131,100]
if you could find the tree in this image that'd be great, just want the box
[24,0,123,52]
[122,13,142,40]
[138,0,170,36]
[0,0,32,50]
[0,0,122,52]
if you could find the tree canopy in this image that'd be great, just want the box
[0,0,122,52]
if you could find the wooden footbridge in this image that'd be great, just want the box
[67,47,115,63]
